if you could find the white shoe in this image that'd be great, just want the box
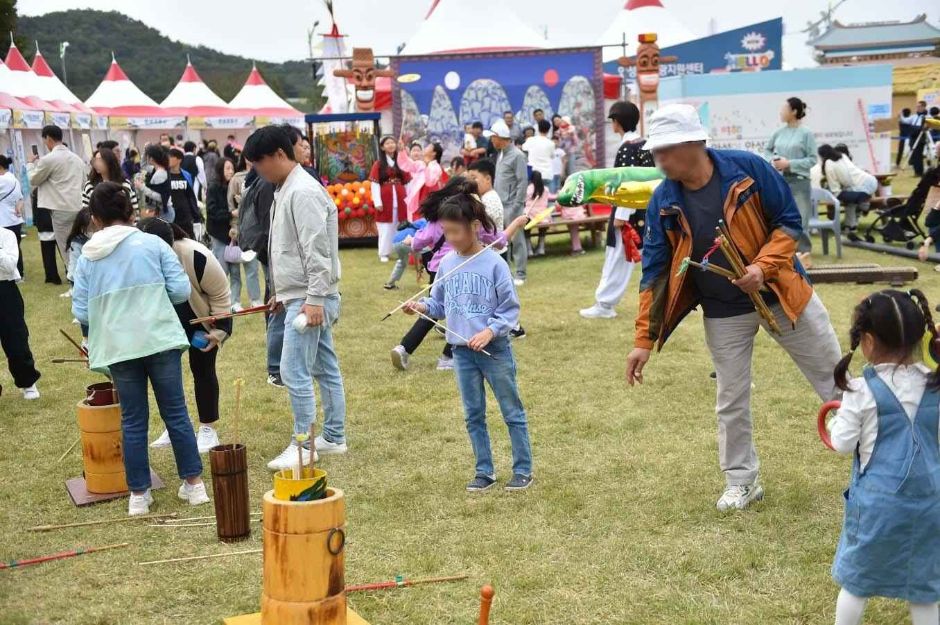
[21,384,40,400]
[196,425,220,454]
[579,304,617,319]
[59,288,72,298]
[513,278,525,287]
[177,481,210,506]
[150,429,172,448]
[391,345,410,371]
[436,356,454,371]
[231,303,244,313]
[250,300,264,308]
[379,256,390,263]
[314,435,347,455]
[128,490,154,516]
[716,482,764,512]
[266,442,316,471]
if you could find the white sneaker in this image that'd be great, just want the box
[231,303,244,313]
[150,429,172,448]
[196,425,220,454]
[250,300,264,308]
[21,384,40,400]
[266,442,316,471]
[579,304,617,319]
[379,256,390,263]
[59,288,72,298]
[314,435,347,455]
[436,356,454,371]
[128,490,154,516]
[391,345,410,371]
[177,481,210,506]
[513,278,525,287]
[716,482,764,512]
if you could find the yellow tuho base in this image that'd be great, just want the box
[223,608,370,625]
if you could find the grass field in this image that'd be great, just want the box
[0,172,934,625]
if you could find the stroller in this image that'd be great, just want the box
[863,166,940,249]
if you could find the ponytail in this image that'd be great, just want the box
[909,288,940,390]
[834,308,866,391]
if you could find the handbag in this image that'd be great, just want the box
[223,240,244,264]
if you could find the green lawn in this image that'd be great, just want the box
[0,171,935,625]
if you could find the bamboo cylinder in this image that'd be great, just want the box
[261,488,346,625]
[76,399,127,494]
[209,444,251,543]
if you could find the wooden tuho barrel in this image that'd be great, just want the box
[85,381,118,407]
[76,399,127,494]
[209,444,251,543]
[261,488,346,625]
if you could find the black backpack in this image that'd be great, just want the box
[237,177,275,264]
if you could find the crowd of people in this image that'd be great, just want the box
[4,95,940,623]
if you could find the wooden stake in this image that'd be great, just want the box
[478,584,495,625]
[28,513,178,532]
[232,378,244,446]
[56,437,81,464]
[137,549,262,566]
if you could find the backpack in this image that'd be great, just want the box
[237,177,275,264]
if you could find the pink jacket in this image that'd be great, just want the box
[411,221,506,273]
[397,151,443,220]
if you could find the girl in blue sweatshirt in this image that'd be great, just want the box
[404,193,533,492]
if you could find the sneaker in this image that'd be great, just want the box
[391,345,410,371]
[505,474,534,491]
[314,435,348,455]
[379,256,390,263]
[383,283,398,290]
[266,442,317,471]
[128,490,154,516]
[177,481,211,506]
[21,384,40,400]
[267,373,285,388]
[570,249,586,257]
[232,303,244,313]
[509,325,527,340]
[150,429,172,448]
[579,304,616,319]
[196,425,220,454]
[59,288,72,298]
[466,475,497,492]
[716,482,764,512]
[513,278,525,287]
[436,356,454,371]
[250,300,264,308]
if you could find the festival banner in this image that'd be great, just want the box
[70,113,93,130]
[44,111,72,129]
[107,116,186,130]
[255,115,305,128]
[0,109,10,129]
[13,109,45,129]
[187,116,255,130]
[605,18,783,79]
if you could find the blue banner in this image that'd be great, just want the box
[604,18,783,79]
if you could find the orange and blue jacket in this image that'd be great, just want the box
[635,148,814,350]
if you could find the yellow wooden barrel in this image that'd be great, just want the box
[76,399,127,494]
[261,488,346,625]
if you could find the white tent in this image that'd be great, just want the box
[404,0,547,55]
[85,55,165,116]
[31,46,96,115]
[598,0,698,61]
[3,41,60,112]
[159,57,231,116]
[229,63,303,120]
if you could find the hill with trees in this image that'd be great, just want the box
[15,9,319,108]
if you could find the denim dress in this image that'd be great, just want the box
[832,367,940,602]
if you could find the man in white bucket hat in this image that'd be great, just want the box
[626,104,841,512]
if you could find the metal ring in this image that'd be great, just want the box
[327,527,345,555]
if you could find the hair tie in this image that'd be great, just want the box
[470,193,481,202]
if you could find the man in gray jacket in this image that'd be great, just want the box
[27,125,85,268]
[491,119,529,286]
[243,126,348,471]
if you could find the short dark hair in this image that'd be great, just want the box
[183,141,197,152]
[467,157,495,181]
[537,119,551,134]
[41,125,63,142]
[930,107,940,117]
[281,124,304,146]
[168,147,184,161]
[471,121,484,130]
[0,154,11,169]
[533,108,544,115]
[608,101,639,132]
[89,181,134,225]
[99,139,118,151]
[449,156,464,170]
[503,110,513,116]
[918,100,927,107]
[144,144,169,168]
[902,108,912,116]
[243,125,295,162]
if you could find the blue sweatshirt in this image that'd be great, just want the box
[422,248,520,344]
[393,218,427,244]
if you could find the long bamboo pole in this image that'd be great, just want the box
[28,513,178,532]
[403,303,493,358]
[56,437,81,464]
[190,304,269,326]
[345,574,469,593]
[137,549,262,566]
[59,328,87,357]
[1,543,129,570]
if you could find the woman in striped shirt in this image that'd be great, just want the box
[81,148,138,213]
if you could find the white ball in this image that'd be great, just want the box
[444,71,460,90]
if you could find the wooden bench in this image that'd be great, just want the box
[531,214,609,249]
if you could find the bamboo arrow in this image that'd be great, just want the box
[345,574,469,593]
[1,543,129,570]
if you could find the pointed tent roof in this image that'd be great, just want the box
[228,64,303,116]
[404,0,547,55]
[159,57,231,116]
[85,55,167,116]
[0,59,38,111]
[598,0,698,61]
[26,46,80,113]
[4,40,62,111]
[31,46,96,114]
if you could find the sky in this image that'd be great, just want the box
[17,0,940,69]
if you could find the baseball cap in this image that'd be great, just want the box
[643,104,709,152]
[489,120,512,139]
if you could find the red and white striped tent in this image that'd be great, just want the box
[160,58,232,118]
[3,41,64,117]
[228,63,304,125]
[31,46,97,122]
[85,55,183,130]
[0,59,40,130]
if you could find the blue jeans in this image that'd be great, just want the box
[261,262,284,376]
[109,349,203,492]
[452,338,532,478]
[280,296,347,443]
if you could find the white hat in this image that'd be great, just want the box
[489,120,512,139]
[643,104,709,152]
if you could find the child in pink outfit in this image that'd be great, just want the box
[524,171,583,256]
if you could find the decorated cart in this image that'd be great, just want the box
[306,112,382,243]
